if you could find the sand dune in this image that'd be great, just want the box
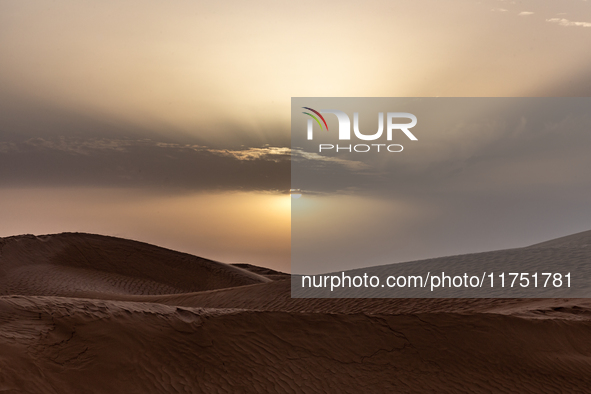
[0,233,269,297]
[526,229,591,249]
[292,229,591,298]
[2,231,591,393]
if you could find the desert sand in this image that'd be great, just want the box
[2,232,591,393]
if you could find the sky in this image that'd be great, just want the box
[1,0,591,272]
[291,98,591,274]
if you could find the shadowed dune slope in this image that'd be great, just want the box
[2,230,591,393]
[0,233,269,296]
[2,296,591,394]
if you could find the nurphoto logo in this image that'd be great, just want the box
[302,107,418,153]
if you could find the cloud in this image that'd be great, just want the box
[292,149,369,171]
[210,147,291,162]
[491,8,508,12]
[0,137,290,192]
[518,12,534,16]
[546,18,591,27]
[18,137,134,155]
[0,135,377,195]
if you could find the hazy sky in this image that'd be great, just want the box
[291,98,591,273]
[1,0,591,272]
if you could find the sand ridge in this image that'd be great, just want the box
[2,231,591,393]
[0,233,269,297]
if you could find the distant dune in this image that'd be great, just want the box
[2,231,591,393]
[0,233,269,297]
[292,228,591,298]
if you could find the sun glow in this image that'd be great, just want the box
[0,188,291,272]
